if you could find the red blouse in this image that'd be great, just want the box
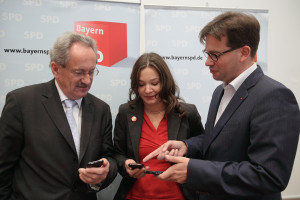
[126,112,185,200]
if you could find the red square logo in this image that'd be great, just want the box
[75,21,127,67]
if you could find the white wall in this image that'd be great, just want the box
[138,0,300,198]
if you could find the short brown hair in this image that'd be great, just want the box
[199,11,260,58]
[129,52,184,115]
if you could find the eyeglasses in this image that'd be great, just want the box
[70,67,99,78]
[203,47,241,62]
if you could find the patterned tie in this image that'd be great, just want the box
[64,99,80,156]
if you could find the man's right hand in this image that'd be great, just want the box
[143,140,187,162]
[125,159,149,179]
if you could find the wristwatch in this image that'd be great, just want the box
[89,183,101,191]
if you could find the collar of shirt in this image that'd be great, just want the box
[54,80,82,107]
[222,63,257,91]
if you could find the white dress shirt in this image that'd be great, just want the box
[214,63,257,125]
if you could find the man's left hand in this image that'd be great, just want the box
[78,158,109,184]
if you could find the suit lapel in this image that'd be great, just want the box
[79,96,93,162]
[207,86,224,129]
[127,104,182,160]
[167,110,181,140]
[127,104,144,162]
[41,80,77,155]
[203,88,248,155]
[203,66,264,155]
[202,86,223,153]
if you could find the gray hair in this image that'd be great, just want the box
[49,32,98,67]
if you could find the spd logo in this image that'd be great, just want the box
[74,21,127,67]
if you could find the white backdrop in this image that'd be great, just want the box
[0,0,140,123]
[144,6,268,123]
[1,0,299,199]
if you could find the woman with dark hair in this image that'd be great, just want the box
[113,52,204,200]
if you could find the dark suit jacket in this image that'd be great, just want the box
[113,102,204,200]
[0,79,117,200]
[184,66,300,200]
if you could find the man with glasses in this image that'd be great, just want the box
[0,32,117,200]
[143,12,300,200]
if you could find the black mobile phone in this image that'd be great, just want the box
[128,163,144,169]
[86,160,103,168]
[144,170,163,175]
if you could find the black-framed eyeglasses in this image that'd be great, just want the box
[70,67,99,78]
[203,47,241,62]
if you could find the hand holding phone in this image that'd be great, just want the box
[144,170,163,175]
[128,163,144,169]
[86,160,103,168]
